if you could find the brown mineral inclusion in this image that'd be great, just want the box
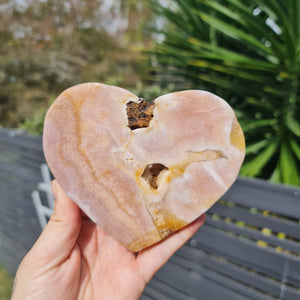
[141,163,169,189]
[126,98,155,130]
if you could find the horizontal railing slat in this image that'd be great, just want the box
[0,147,45,168]
[0,232,28,276]
[0,188,40,219]
[0,128,43,151]
[0,207,40,250]
[169,255,274,300]
[154,260,254,300]
[0,161,43,183]
[147,277,195,300]
[143,285,173,300]
[209,204,300,239]
[193,225,300,286]
[205,215,300,254]
[176,246,300,300]
[139,294,153,300]
[225,177,300,219]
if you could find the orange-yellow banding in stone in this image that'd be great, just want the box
[152,209,188,238]
[230,117,245,151]
[126,209,188,251]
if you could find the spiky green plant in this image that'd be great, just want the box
[150,0,300,185]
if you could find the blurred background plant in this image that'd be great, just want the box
[0,265,13,299]
[0,0,159,129]
[0,0,299,186]
[149,0,300,186]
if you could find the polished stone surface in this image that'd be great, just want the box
[43,83,245,251]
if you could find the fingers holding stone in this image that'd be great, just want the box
[28,180,82,264]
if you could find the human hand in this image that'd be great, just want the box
[12,180,206,300]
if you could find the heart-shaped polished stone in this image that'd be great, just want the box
[43,83,245,251]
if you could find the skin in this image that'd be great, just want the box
[12,180,206,300]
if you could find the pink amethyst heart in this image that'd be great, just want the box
[43,83,245,251]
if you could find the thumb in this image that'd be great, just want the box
[30,180,82,264]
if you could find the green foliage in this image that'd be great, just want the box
[20,106,50,136]
[150,0,300,185]
[0,0,154,129]
[0,266,13,300]
[130,82,175,101]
